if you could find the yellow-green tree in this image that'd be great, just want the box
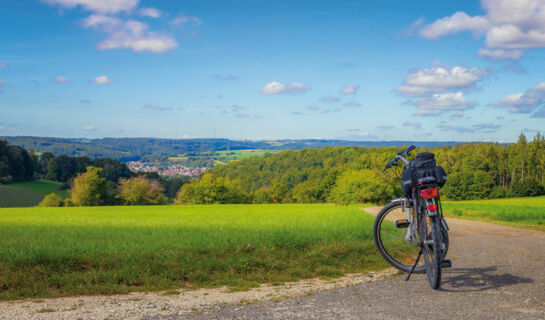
[176,173,247,204]
[38,193,64,207]
[118,176,168,205]
[70,166,107,206]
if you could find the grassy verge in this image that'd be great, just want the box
[0,180,67,208]
[442,196,545,231]
[0,204,387,300]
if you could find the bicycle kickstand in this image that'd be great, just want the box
[405,248,423,281]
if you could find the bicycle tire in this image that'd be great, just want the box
[373,200,426,273]
[421,215,442,289]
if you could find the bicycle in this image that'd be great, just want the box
[373,145,451,289]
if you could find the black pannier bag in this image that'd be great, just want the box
[401,152,447,196]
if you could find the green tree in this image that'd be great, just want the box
[329,169,395,205]
[175,173,247,204]
[70,166,107,206]
[118,176,168,205]
[38,193,64,207]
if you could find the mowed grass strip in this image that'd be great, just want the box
[0,180,67,208]
[0,204,386,300]
[443,196,545,231]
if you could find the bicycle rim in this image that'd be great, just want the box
[373,201,425,273]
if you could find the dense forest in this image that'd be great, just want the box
[185,133,545,203]
[2,136,460,164]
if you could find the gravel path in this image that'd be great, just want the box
[2,207,544,319]
[149,207,545,320]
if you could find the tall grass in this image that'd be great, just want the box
[443,196,545,230]
[0,204,386,300]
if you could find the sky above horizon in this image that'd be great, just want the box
[1,0,545,142]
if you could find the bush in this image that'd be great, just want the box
[441,171,495,200]
[488,186,511,199]
[292,180,322,203]
[511,178,545,197]
[175,173,248,204]
[38,193,64,207]
[118,177,168,205]
[328,169,395,205]
[70,166,107,206]
[253,187,272,204]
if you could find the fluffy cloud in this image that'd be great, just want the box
[139,7,161,18]
[92,75,112,84]
[341,85,360,95]
[52,76,69,83]
[396,64,484,116]
[491,81,545,114]
[261,81,309,95]
[396,65,487,97]
[42,0,139,13]
[342,101,362,107]
[83,125,96,131]
[419,0,545,60]
[83,15,177,52]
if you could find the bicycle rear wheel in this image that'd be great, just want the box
[373,200,425,273]
[420,214,442,289]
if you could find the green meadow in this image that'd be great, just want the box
[0,204,386,300]
[0,180,67,208]
[443,196,545,231]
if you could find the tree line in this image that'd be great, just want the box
[177,133,545,204]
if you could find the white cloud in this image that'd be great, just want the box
[418,0,545,60]
[491,81,545,114]
[42,0,139,14]
[83,125,96,131]
[92,75,112,84]
[396,65,487,97]
[342,101,362,107]
[170,14,202,26]
[139,7,161,18]
[84,16,177,53]
[478,48,524,60]
[0,62,6,68]
[341,85,360,95]
[413,92,474,111]
[52,76,69,83]
[436,124,475,134]
[261,81,310,95]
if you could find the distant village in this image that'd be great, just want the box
[127,161,208,177]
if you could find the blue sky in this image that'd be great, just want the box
[1,0,545,142]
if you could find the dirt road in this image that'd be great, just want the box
[150,206,545,320]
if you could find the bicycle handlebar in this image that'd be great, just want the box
[383,145,416,172]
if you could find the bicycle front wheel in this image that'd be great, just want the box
[420,215,442,289]
[373,200,425,273]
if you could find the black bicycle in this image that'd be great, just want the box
[373,145,451,289]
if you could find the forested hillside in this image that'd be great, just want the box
[197,133,545,203]
[2,136,461,163]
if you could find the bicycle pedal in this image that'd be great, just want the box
[440,259,452,268]
[395,219,410,228]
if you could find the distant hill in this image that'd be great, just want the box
[1,136,463,162]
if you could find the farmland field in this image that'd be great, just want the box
[0,204,387,300]
[443,196,545,231]
[0,180,67,208]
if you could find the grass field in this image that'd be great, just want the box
[0,180,67,208]
[443,196,545,231]
[0,204,388,300]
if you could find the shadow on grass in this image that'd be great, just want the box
[441,266,533,292]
